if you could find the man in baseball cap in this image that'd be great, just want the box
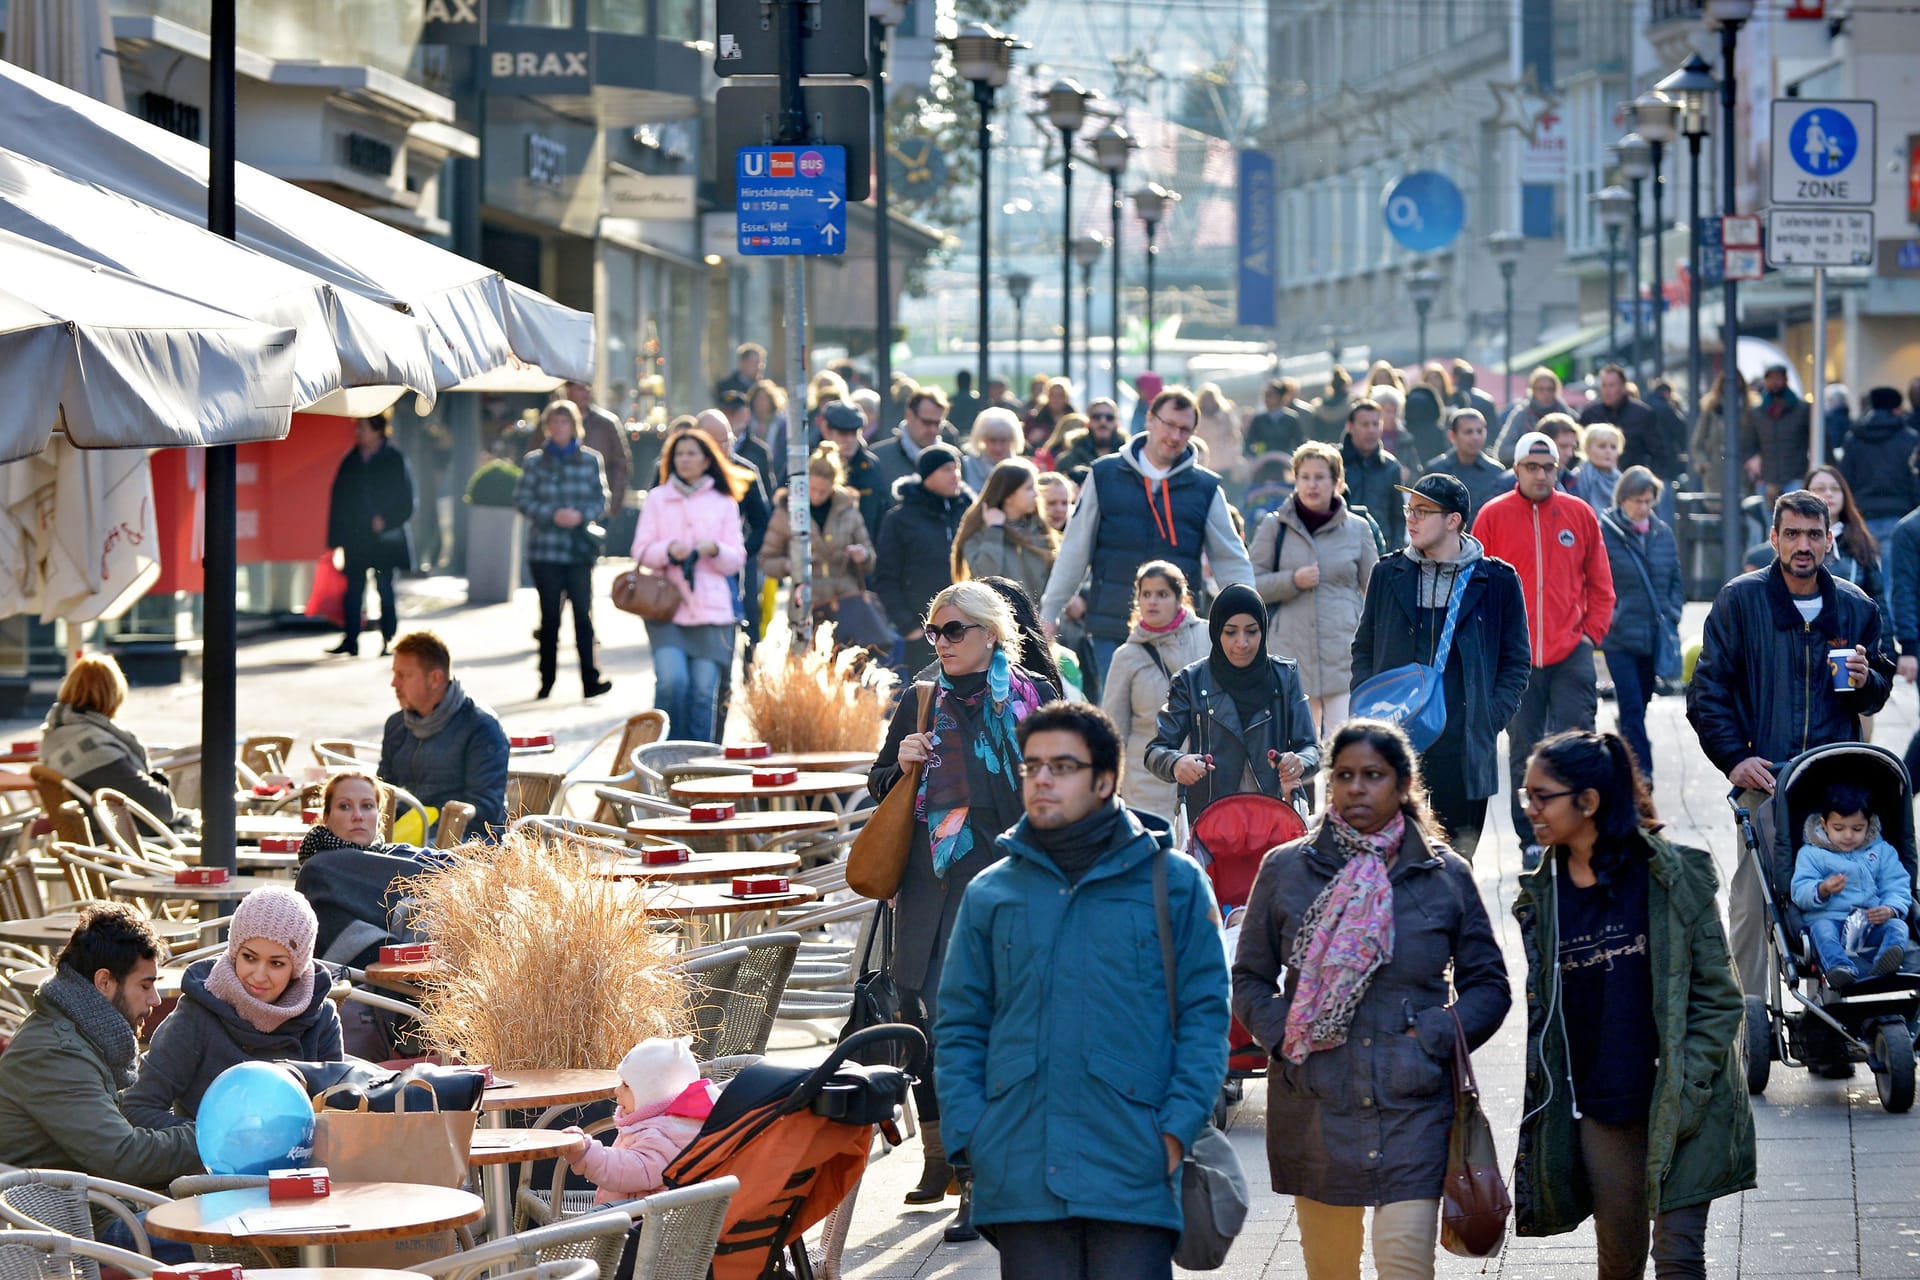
[820,400,885,536]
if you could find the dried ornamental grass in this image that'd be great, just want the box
[738,613,897,753]
[400,828,690,1070]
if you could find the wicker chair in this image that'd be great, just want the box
[629,743,723,799]
[0,1230,157,1280]
[436,800,476,848]
[683,931,800,1059]
[675,945,750,1062]
[405,1207,634,1280]
[507,771,567,824]
[550,711,670,821]
[511,1181,737,1280]
[0,1170,169,1275]
[313,739,383,767]
[89,789,191,863]
[27,768,93,845]
[239,734,294,778]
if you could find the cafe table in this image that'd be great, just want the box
[624,810,835,851]
[0,769,35,791]
[361,956,446,993]
[10,963,188,998]
[252,1270,425,1280]
[624,879,817,944]
[685,750,877,774]
[667,771,867,807]
[235,813,313,842]
[586,849,800,884]
[474,1066,623,1237]
[111,872,280,920]
[145,1182,485,1268]
[0,913,197,950]
[0,744,39,766]
[466,1126,582,1240]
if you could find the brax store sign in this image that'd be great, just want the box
[423,0,485,44]
[488,29,592,94]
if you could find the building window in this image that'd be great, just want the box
[501,0,573,26]
[656,0,701,41]
[589,0,646,34]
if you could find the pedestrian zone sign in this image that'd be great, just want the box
[1771,100,1875,208]
[736,145,847,257]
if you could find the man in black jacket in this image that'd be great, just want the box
[1686,490,1894,1003]
[1837,386,1920,545]
[873,443,972,674]
[1580,363,1676,480]
[1350,474,1530,859]
[1340,399,1404,549]
[1246,378,1305,459]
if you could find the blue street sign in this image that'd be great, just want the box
[1787,106,1857,178]
[1236,150,1276,327]
[1696,215,1724,287]
[736,145,847,257]
[1382,171,1464,253]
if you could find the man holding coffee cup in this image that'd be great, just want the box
[1688,488,1894,1013]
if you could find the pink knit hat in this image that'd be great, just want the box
[227,885,318,972]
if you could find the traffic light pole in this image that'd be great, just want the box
[778,0,813,637]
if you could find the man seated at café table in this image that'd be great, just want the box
[379,629,509,839]
[0,904,203,1203]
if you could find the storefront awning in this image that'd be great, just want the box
[1496,320,1612,376]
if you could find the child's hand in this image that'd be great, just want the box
[1866,905,1896,925]
[560,1125,590,1161]
[1820,872,1848,898]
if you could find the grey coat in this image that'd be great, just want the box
[1249,498,1378,698]
[1100,611,1211,819]
[957,516,1055,607]
[1232,820,1510,1204]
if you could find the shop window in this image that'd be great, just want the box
[657,0,702,42]
[589,0,647,34]
[501,0,573,26]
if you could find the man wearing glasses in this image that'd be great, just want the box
[1040,387,1256,683]
[872,387,958,504]
[1474,431,1616,868]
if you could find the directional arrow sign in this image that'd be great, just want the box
[736,144,848,257]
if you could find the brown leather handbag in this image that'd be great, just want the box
[611,562,682,621]
[1440,1005,1510,1257]
[846,683,934,900]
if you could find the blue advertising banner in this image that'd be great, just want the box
[1237,149,1276,328]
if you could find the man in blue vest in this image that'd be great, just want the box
[1040,386,1255,682]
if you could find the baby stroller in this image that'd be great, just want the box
[1732,742,1920,1112]
[1188,791,1308,1127]
[660,1024,923,1280]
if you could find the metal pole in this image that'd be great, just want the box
[1060,128,1075,382]
[1811,267,1827,467]
[1109,174,1122,400]
[1501,264,1515,393]
[1720,18,1744,584]
[1081,266,1095,393]
[200,0,237,875]
[1013,299,1025,390]
[976,84,993,393]
[870,19,892,410]
[1687,135,1703,436]
[1606,226,1620,362]
[778,0,812,638]
[1415,303,1429,368]
[1650,139,1665,382]
[1144,224,1157,372]
[1629,177,1645,384]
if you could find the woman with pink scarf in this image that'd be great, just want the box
[1231,720,1509,1279]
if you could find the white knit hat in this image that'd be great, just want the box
[617,1036,700,1112]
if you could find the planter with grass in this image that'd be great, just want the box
[464,459,523,605]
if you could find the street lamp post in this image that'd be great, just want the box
[1488,231,1525,393]
[1594,185,1634,367]
[1045,79,1097,383]
[1406,268,1442,368]
[1616,132,1653,382]
[1634,92,1678,385]
[1072,235,1105,393]
[1659,55,1717,424]
[1709,0,1755,581]
[1131,183,1178,373]
[1006,270,1033,391]
[1092,124,1133,400]
[867,0,906,403]
[951,25,1021,391]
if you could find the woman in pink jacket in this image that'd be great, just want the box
[562,1037,717,1204]
[631,427,750,741]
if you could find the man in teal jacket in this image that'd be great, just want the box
[936,702,1229,1278]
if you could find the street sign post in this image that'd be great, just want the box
[736,145,847,256]
[714,0,867,76]
[713,83,871,206]
[1767,209,1874,268]
[1771,99,1876,209]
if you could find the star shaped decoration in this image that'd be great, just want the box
[1486,69,1558,144]
[1333,88,1389,147]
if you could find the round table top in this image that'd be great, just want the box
[686,750,878,773]
[588,849,801,883]
[362,956,446,987]
[251,1270,426,1280]
[10,963,187,996]
[466,1126,582,1166]
[112,873,281,902]
[667,771,867,802]
[145,1182,484,1248]
[0,769,36,790]
[235,813,313,841]
[0,748,39,766]
[634,880,818,918]
[479,1068,621,1112]
[0,913,198,948]
[625,811,836,841]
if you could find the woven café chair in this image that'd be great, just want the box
[679,931,801,1060]
[312,739,382,767]
[239,734,294,779]
[27,768,93,846]
[436,800,476,848]
[508,1182,736,1280]
[420,1261,598,1280]
[629,743,723,799]
[506,771,567,824]
[0,1230,158,1280]
[88,789,191,863]
[0,1169,170,1277]
[549,711,669,820]
[407,1208,633,1280]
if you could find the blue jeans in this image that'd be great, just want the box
[1807,914,1910,978]
[1608,651,1658,783]
[100,1211,197,1264]
[652,645,722,742]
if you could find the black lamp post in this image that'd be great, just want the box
[1659,54,1717,426]
[1708,0,1755,581]
[1615,132,1653,382]
[1594,185,1634,366]
[1006,270,1033,391]
[1091,123,1134,399]
[1406,268,1442,368]
[1045,79,1097,382]
[1634,91,1678,385]
[1131,183,1178,373]
[1488,230,1524,392]
[1072,234,1105,393]
[951,24,1021,391]
[867,0,906,402]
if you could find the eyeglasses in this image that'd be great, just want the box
[1089,412,1117,422]
[915,414,944,428]
[1514,461,1558,475]
[923,621,985,646]
[1518,786,1577,812]
[1017,757,1094,779]
[1403,503,1448,522]
[1149,412,1196,436]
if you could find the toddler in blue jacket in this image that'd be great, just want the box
[1790,782,1913,987]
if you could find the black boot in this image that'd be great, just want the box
[584,678,614,699]
[325,639,358,656]
[943,1179,978,1243]
[904,1119,954,1204]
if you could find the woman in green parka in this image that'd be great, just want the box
[1514,730,1756,1278]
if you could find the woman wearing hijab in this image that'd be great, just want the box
[1233,719,1510,1278]
[868,580,1059,1242]
[1145,583,1321,815]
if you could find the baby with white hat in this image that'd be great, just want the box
[563,1036,720,1203]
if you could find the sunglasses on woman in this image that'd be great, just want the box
[923,621,984,646]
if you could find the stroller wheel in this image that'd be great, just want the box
[1871,1022,1915,1113]
[1743,996,1772,1095]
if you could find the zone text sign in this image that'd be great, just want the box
[1767,209,1874,268]
[1771,100,1875,208]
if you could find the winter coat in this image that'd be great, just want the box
[957,516,1055,607]
[1053,430,1123,483]
[1145,656,1321,814]
[1247,407,1305,459]
[872,477,970,639]
[1567,461,1621,516]
[1100,611,1210,819]
[1513,830,1756,1235]
[1581,395,1678,478]
[759,486,874,610]
[1350,543,1532,801]
[0,984,202,1189]
[122,958,344,1127]
[834,444,885,538]
[515,444,611,565]
[1837,410,1920,523]
[1599,507,1683,659]
[1340,438,1405,548]
[1420,450,1512,529]
[569,1093,709,1204]
[580,404,632,510]
[295,837,443,968]
[379,690,511,836]
[1474,487,1616,666]
[935,808,1230,1233]
[1494,397,1576,464]
[1249,498,1378,697]
[1196,407,1245,477]
[1740,392,1814,489]
[630,477,749,628]
[39,703,178,826]
[327,440,415,570]
[1790,816,1914,923]
[1686,563,1893,776]
[1890,509,1920,657]
[871,431,954,505]
[1232,819,1509,1205]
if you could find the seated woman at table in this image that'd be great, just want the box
[123,885,342,1128]
[561,1036,718,1205]
[294,770,444,970]
[39,653,190,829]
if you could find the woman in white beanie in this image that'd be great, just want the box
[561,1036,718,1204]
[123,885,342,1127]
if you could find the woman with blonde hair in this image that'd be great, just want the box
[1195,382,1245,480]
[952,457,1057,606]
[39,654,184,826]
[1365,359,1405,394]
[1034,471,1075,534]
[962,407,1021,492]
[1101,560,1209,819]
[1036,411,1086,471]
[760,443,876,632]
[1570,423,1624,516]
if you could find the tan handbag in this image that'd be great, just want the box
[847,683,934,900]
[612,562,682,621]
[310,1076,478,1268]
[1440,1006,1510,1257]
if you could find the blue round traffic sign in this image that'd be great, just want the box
[1788,107,1857,177]
[1381,171,1465,253]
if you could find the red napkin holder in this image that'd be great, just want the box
[689,802,735,823]
[267,1168,332,1201]
[153,1264,245,1280]
[11,741,38,757]
[378,942,434,964]
[724,742,773,760]
[509,732,556,749]
[733,875,790,896]
[175,868,230,885]
[260,836,301,853]
[251,781,289,797]
[752,768,799,787]
[640,845,692,866]
[301,808,321,824]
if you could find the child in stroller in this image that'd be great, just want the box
[1791,782,1912,986]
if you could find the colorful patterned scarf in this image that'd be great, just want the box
[1280,809,1402,1064]
[917,647,1042,877]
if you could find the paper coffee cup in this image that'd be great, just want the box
[1828,647,1854,691]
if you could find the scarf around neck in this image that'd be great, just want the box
[404,679,471,741]
[1025,797,1129,884]
[40,965,139,1087]
[917,648,1042,877]
[1281,809,1403,1064]
[545,437,582,458]
[204,954,318,1034]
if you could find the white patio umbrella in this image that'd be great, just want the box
[4,0,122,108]
[0,438,159,623]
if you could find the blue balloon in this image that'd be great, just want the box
[196,1062,315,1176]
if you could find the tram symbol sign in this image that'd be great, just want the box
[1771,100,1875,208]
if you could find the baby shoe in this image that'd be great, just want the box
[1826,962,1859,989]
[1869,944,1905,979]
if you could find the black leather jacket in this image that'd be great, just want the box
[1145,656,1320,813]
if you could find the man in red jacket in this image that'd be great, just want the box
[1476,431,1618,865]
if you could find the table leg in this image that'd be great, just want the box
[478,1112,510,1240]
[296,1244,332,1268]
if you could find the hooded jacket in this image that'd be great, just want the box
[630,476,750,628]
[1789,814,1914,924]
[1249,497,1378,697]
[122,957,344,1127]
[569,1084,715,1204]
[1100,610,1210,819]
[1474,486,1615,666]
[871,476,971,639]
[1144,654,1321,813]
[1836,409,1920,522]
